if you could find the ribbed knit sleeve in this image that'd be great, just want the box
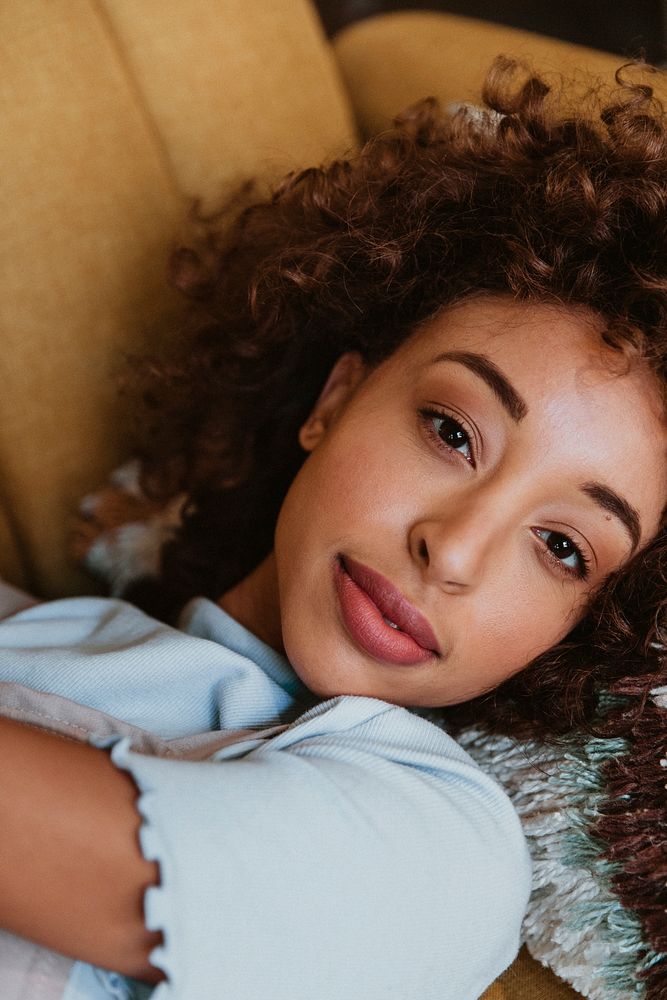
[108,696,530,1000]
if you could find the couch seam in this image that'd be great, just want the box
[89,0,185,205]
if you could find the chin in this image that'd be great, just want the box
[295,667,346,699]
[290,658,360,700]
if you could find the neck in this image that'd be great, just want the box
[217,551,284,655]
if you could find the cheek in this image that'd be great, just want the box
[287,426,409,536]
[273,437,362,595]
[465,575,580,686]
[274,426,407,657]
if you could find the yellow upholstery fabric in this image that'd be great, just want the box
[95,0,358,208]
[0,0,184,595]
[333,10,667,137]
[481,948,581,1000]
[0,505,28,591]
[0,0,356,595]
[481,947,582,1000]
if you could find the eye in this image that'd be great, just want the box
[419,408,475,466]
[533,528,591,581]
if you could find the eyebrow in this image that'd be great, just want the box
[581,482,642,553]
[429,350,528,422]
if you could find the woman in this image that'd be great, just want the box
[0,58,666,999]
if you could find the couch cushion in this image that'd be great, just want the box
[0,0,356,595]
[95,0,358,208]
[333,11,665,137]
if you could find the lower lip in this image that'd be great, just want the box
[333,557,436,666]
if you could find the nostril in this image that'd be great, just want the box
[419,538,429,564]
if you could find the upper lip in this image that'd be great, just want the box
[340,554,441,655]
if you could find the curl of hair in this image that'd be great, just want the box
[125,56,667,740]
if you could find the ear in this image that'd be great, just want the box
[298,352,368,452]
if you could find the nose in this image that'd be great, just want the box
[409,489,509,592]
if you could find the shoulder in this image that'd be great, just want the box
[0,595,177,644]
[0,597,236,735]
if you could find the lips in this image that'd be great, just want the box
[334,554,441,666]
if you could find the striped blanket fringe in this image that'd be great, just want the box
[422,690,667,1000]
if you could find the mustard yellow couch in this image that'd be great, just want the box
[0,2,642,997]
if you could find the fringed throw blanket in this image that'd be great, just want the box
[424,691,667,1000]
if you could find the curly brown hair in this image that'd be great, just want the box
[125,56,667,739]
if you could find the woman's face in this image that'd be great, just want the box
[224,296,667,707]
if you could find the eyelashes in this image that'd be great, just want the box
[417,406,592,581]
[418,406,476,466]
[533,528,591,581]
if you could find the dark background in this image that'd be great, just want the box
[314,1,667,65]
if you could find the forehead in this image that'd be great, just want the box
[394,296,660,404]
[406,296,611,369]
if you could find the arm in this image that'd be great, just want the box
[0,716,163,983]
[101,700,531,999]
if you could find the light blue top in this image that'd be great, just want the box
[0,596,531,1000]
